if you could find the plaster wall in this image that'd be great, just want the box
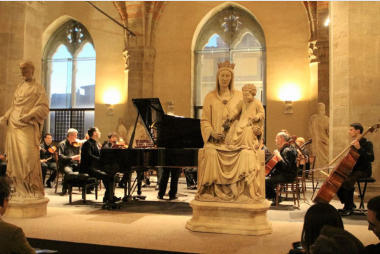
[0,1,125,147]
[154,1,313,150]
[330,2,380,187]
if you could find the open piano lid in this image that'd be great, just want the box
[132,98,203,148]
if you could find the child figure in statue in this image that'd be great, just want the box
[226,83,265,150]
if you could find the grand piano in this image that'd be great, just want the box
[100,98,203,198]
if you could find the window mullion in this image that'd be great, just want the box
[71,58,77,108]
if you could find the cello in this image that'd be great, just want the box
[313,124,379,204]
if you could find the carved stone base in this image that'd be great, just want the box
[186,199,272,235]
[4,197,49,218]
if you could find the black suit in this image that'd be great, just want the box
[58,139,80,193]
[337,138,374,210]
[265,143,298,199]
[80,138,116,202]
[40,141,57,186]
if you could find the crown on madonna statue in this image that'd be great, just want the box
[218,61,235,71]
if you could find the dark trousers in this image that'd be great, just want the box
[158,168,181,199]
[90,169,115,202]
[41,161,57,185]
[265,173,295,199]
[337,170,368,210]
[62,164,80,192]
[156,167,163,187]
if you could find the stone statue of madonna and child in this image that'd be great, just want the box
[186,61,272,235]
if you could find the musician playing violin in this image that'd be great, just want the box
[58,128,81,195]
[337,123,374,216]
[265,131,298,203]
[39,133,57,188]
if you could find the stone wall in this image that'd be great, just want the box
[0,2,125,149]
[154,1,313,150]
[330,2,380,188]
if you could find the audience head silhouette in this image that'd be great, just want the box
[301,203,344,253]
[310,225,364,254]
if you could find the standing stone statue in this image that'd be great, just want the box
[0,61,49,204]
[308,102,329,168]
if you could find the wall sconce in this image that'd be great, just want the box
[103,88,121,116]
[278,83,301,114]
[105,104,114,116]
[283,101,293,114]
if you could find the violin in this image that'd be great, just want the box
[72,139,86,148]
[48,146,57,154]
[72,142,81,148]
[313,124,379,204]
[41,145,57,154]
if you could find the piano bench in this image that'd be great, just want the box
[357,177,376,210]
[67,174,98,204]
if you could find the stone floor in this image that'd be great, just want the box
[4,175,379,254]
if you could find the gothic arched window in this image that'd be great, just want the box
[194,6,266,118]
[43,20,96,141]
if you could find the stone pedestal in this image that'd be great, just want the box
[4,197,49,218]
[186,199,272,235]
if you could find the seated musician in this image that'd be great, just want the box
[80,127,120,203]
[39,133,57,188]
[58,128,81,195]
[295,137,310,177]
[337,123,374,216]
[102,132,118,148]
[265,131,298,203]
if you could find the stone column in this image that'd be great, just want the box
[124,47,156,124]
[330,2,380,188]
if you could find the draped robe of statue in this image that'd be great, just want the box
[196,90,264,202]
[2,79,49,200]
[308,103,329,169]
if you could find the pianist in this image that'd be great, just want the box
[80,127,119,203]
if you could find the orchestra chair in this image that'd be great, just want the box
[304,155,319,198]
[356,176,376,210]
[53,151,63,194]
[296,163,307,202]
[66,174,98,204]
[275,180,300,208]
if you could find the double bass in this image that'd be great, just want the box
[313,124,379,204]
